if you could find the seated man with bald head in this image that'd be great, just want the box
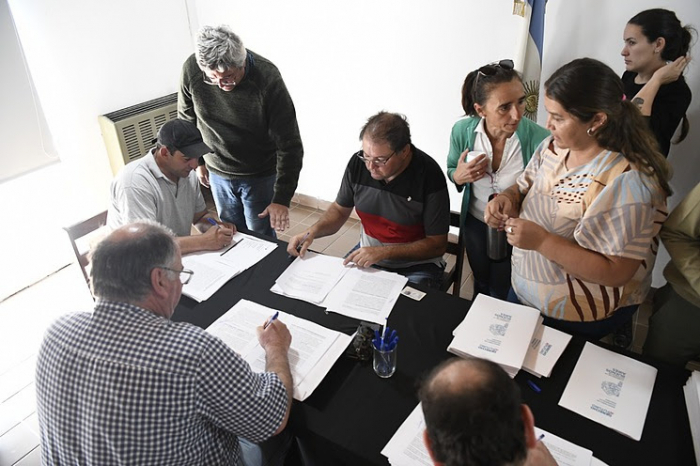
[419,358,556,466]
[36,221,293,465]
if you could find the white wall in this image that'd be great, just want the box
[0,0,195,298]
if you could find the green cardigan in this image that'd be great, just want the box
[445,117,549,231]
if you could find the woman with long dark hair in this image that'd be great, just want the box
[485,58,671,339]
[621,8,695,156]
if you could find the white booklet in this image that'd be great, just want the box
[182,232,277,302]
[559,342,657,441]
[522,322,572,378]
[272,255,407,325]
[448,294,541,377]
[206,299,352,401]
[381,403,432,466]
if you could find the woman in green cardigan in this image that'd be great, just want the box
[446,59,549,299]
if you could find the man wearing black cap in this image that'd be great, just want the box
[108,119,235,254]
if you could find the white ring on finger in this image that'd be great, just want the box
[506,226,514,234]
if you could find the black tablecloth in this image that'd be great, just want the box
[174,237,695,466]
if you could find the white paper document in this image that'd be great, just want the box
[272,254,407,325]
[683,371,700,463]
[274,251,349,303]
[206,299,352,401]
[534,427,592,466]
[182,232,277,302]
[381,403,432,466]
[559,342,657,441]
[522,322,572,378]
[448,294,541,377]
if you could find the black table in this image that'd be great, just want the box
[174,238,695,466]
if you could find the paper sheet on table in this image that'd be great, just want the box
[322,266,407,324]
[559,342,657,441]
[206,299,351,401]
[182,232,277,302]
[381,403,432,466]
[271,257,407,325]
[274,251,349,303]
[534,427,593,466]
[683,371,700,463]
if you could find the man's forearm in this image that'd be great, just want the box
[265,346,293,434]
[373,235,448,262]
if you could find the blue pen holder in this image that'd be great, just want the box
[373,343,397,378]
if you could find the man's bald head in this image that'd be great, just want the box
[419,358,527,466]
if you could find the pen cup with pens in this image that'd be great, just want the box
[373,326,398,378]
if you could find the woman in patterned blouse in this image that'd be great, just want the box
[484,58,672,339]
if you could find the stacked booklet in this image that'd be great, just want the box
[206,299,351,401]
[448,294,544,377]
[683,370,700,462]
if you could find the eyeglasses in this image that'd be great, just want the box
[161,267,194,284]
[202,70,241,87]
[354,150,396,166]
[473,59,515,96]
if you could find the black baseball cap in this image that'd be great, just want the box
[154,119,212,159]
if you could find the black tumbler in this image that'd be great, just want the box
[486,193,508,261]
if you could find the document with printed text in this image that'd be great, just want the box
[559,342,657,441]
[381,403,432,466]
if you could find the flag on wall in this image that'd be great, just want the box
[513,0,547,121]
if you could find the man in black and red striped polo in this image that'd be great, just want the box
[288,112,450,289]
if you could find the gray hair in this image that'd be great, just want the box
[90,221,178,303]
[196,25,247,71]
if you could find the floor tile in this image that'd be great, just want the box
[0,384,35,436]
[13,447,40,466]
[0,422,39,466]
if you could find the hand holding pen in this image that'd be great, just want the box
[287,231,313,258]
[257,311,291,352]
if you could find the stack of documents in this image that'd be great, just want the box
[559,342,657,441]
[683,371,700,463]
[272,251,407,325]
[182,232,277,302]
[381,403,606,466]
[448,294,541,377]
[206,299,352,401]
[522,322,572,378]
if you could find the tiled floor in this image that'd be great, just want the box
[0,201,695,464]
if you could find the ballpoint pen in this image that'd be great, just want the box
[296,232,310,252]
[264,311,279,330]
[206,218,220,228]
[537,434,545,441]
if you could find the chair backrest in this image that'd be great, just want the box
[442,211,464,296]
[63,211,108,286]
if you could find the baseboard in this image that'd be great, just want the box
[292,193,360,220]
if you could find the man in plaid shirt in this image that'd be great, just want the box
[36,221,293,465]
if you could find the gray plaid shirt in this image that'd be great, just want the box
[36,300,287,465]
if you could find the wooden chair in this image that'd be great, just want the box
[63,211,108,285]
[441,211,465,296]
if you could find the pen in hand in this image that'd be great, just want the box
[296,232,310,253]
[263,311,279,330]
[206,218,220,228]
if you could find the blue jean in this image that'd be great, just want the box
[238,428,292,466]
[507,287,638,340]
[209,171,276,237]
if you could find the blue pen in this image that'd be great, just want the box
[206,218,220,228]
[537,434,545,441]
[263,311,279,330]
[527,380,542,393]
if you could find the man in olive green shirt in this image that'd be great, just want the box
[644,182,700,367]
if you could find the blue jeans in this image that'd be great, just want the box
[506,287,638,340]
[209,171,276,237]
[238,429,292,466]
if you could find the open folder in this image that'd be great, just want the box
[206,299,352,401]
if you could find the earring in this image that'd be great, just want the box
[586,127,595,137]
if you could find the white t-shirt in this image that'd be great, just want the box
[468,119,525,222]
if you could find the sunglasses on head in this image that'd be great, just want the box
[477,59,515,77]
